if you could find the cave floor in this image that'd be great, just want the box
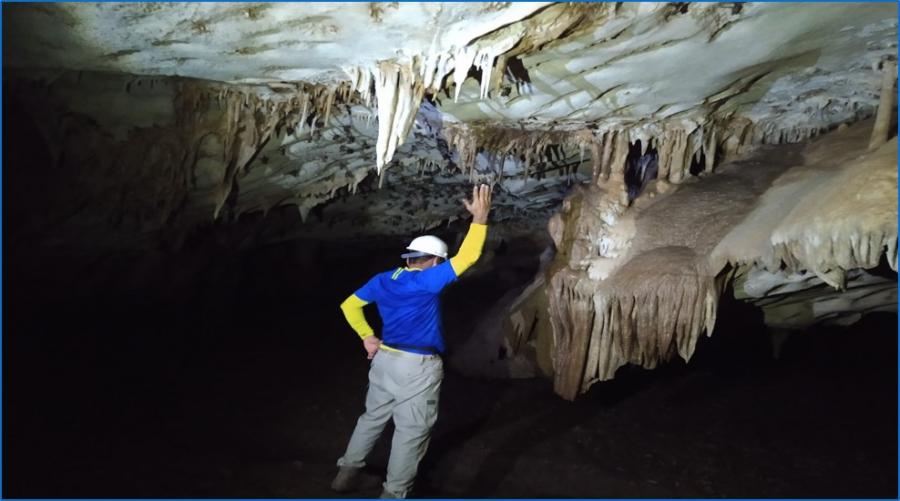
[6,293,897,499]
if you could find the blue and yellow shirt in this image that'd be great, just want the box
[340,223,487,354]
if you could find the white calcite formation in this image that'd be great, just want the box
[6,3,896,184]
[4,3,898,398]
[486,120,897,400]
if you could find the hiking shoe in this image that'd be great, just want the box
[330,466,381,493]
[379,487,403,499]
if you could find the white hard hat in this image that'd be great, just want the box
[401,235,448,259]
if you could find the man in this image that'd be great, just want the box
[332,184,493,499]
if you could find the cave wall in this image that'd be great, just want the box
[5,70,373,254]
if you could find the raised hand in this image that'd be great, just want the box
[462,184,492,225]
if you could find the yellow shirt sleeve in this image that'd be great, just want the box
[450,223,488,276]
[340,294,374,339]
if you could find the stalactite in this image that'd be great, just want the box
[452,47,477,103]
[772,230,899,288]
[656,129,672,181]
[349,62,428,173]
[587,132,602,185]
[547,215,724,399]
[869,58,897,150]
[704,127,717,173]
[175,78,360,219]
[668,129,687,183]
[600,131,614,182]
[610,131,629,180]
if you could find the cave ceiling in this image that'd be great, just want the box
[4,2,897,241]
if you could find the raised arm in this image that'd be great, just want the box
[450,184,492,276]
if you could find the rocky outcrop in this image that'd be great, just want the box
[489,120,897,400]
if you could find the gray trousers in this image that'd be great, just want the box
[337,348,443,498]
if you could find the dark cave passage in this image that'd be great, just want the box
[689,149,707,176]
[3,216,897,498]
[624,140,659,204]
[3,3,898,499]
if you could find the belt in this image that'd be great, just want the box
[380,345,441,360]
[384,342,439,355]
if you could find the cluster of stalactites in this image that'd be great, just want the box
[448,36,522,102]
[343,39,531,173]
[723,120,897,290]
[442,124,591,182]
[438,118,750,192]
[346,62,429,173]
[175,79,356,138]
[547,261,720,401]
[335,0,855,186]
[601,125,718,184]
[173,79,357,218]
[771,231,898,290]
[338,4,603,173]
[442,2,604,102]
[593,117,806,190]
[541,116,892,399]
[438,116,841,198]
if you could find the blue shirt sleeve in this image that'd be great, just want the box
[354,275,381,303]
[411,261,458,294]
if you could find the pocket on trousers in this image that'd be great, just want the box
[410,394,439,428]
